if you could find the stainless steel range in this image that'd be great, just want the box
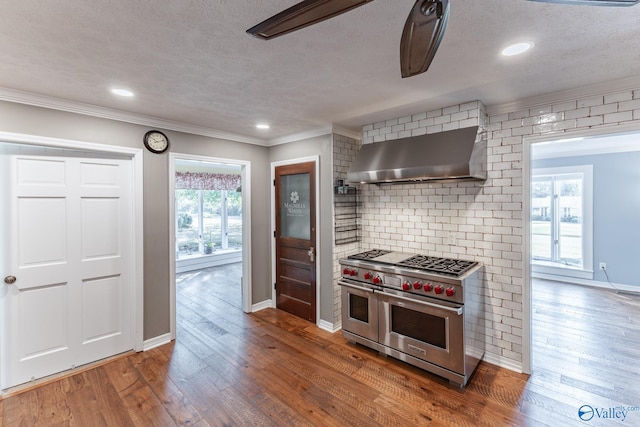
[338,249,485,387]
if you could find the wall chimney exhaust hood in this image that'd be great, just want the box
[347,126,486,184]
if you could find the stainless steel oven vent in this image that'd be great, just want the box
[347,126,486,184]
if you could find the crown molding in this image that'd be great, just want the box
[267,124,362,146]
[0,87,268,146]
[486,75,640,116]
[331,125,361,140]
[267,125,333,146]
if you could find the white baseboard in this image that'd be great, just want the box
[143,333,173,351]
[318,319,342,333]
[251,299,273,312]
[482,352,524,374]
[533,272,640,294]
[176,251,242,274]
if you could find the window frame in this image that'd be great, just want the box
[531,165,594,279]
[175,188,241,259]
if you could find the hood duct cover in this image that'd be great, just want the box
[347,126,486,184]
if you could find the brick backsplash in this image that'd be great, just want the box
[354,90,640,371]
[362,100,487,144]
[332,133,361,325]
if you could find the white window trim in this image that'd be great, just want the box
[531,165,594,280]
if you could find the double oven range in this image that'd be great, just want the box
[339,249,485,387]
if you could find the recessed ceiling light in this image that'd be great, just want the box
[256,123,270,129]
[502,42,534,56]
[111,88,134,97]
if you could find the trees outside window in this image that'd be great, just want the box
[176,189,242,258]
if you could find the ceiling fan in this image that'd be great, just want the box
[246,0,640,79]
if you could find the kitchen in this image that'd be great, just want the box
[2,0,640,425]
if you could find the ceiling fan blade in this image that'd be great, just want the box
[400,0,450,78]
[247,0,374,40]
[526,0,639,5]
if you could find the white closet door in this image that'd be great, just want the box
[1,149,135,389]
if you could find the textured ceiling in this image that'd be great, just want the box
[1,0,640,144]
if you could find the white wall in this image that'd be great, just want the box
[0,101,272,341]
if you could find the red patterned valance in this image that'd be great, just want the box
[175,172,241,191]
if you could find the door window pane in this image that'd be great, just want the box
[202,190,222,250]
[280,173,310,240]
[531,180,552,261]
[227,190,243,248]
[176,189,200,256]
[558,178,583,267]
[532,172,585,268]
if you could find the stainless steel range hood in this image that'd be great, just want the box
[347,126,486,184]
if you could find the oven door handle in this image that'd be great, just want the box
[381,291,463,315]
[337,280,376,294]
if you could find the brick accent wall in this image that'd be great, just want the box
[362,100,487,144]
[357,89,640,370]
[332,133,362,325]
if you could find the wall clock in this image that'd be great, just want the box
[143,130,169,154]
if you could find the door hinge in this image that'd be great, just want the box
[273,179,276,186]
[273,230,276,238]
[274,282,277,290]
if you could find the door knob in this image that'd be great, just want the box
[307,247,315,263]
[4,275,16,285]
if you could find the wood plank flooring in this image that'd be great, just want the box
[1,266,639,426]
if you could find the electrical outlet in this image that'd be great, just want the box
[599,262,607,271]
[447,232,456,246]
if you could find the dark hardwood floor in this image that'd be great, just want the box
[2,266,639,426]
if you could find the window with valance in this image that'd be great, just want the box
[175,172,241,191]
[175,171,242,258]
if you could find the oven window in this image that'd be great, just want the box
[391,305,446,349]
[349,293,369,323]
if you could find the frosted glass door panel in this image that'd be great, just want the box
[280,173,310,240]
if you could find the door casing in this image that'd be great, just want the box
[168,152,252,341]
[0,131,144,392]
[271,156,321,325]
[522,122,640,376]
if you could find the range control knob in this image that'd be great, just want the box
[413,281,422,290]
[373,276,382,285]
[342,268,350,275]
[402,281,411,291]
[350,269,358,276]
[364,272,372,280]
[434,285,444,295]
[446,287,456,297]
[423,283,433,292]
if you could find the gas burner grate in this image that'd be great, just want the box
[348,249,391,260]
[396,255,477,277]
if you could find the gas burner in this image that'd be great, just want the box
[397,255,477,277]
[348,249,391,260]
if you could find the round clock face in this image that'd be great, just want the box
[143,130,169,153]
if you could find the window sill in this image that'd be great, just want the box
[532,261,593,280]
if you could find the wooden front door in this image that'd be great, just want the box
[274,162,316,322]
[0,146,135,389]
